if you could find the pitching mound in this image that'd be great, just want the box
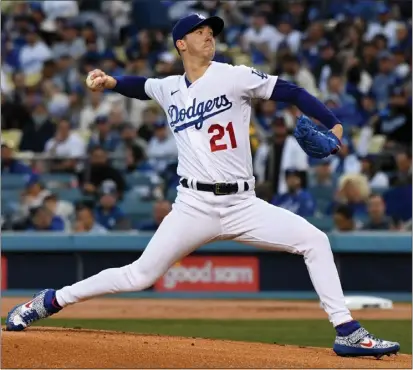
[2,328,411,369]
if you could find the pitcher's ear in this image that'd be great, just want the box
[176,39,186,53]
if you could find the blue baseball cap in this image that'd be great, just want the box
[377,3,390,14]
[172,13,224,51]
[25,173,41,188]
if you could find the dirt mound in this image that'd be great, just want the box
[2,328,411,369]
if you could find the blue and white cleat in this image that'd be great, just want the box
[6,289,62,331]
[333,327,400,359]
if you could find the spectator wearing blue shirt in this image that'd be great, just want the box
[1,141,32,174]
[272,169,316,217]
[74,203,107,234]
[327,74,357,107]
[88,115,120,152]
[371,51,398,110]
[324,74,360,128]
[329,137,361,177]
[26,206,65,232]
[137,200,172,231]
[95,180,130,230]
[394,23,411,54]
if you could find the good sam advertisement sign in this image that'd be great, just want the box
[155,256,259,292]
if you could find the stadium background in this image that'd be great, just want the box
[1,0,412,300]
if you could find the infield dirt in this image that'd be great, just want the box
[2,298,412,368]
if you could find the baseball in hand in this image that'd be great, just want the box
[86,72,105,90]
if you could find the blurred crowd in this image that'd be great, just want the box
[1,0,412,234]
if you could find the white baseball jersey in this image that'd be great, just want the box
[144,62,278,182]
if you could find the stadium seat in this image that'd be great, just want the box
[370,187,387,195]
[305,216,334,232]
[2,173,77,191]
[40,173,78,188]
[166,187,178,202]
[125,172,153,188]
[53,188,83,203]
[120,199,153,213]
[1,189,22,208]
[120,200,154,223]
[2,174,27,189]
[0,187,86,214]
[309,185,335,214]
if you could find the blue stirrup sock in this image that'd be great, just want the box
[335,320,362,337]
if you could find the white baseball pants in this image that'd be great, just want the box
[56,186,353,327]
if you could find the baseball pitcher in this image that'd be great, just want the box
[7,14,399,358]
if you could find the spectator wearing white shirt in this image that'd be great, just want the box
[242,11,280,65]
[41,80,71,120]
[147,120,178,173]
[330,138,361,177]
[101,1,131,37]
[14,173,51,223]
[1,67,12,96]
[19,24,52,76]
[274,14,302,54]
[254,115,309,195]
[52,20,86,61]
[364,4,399,48]
[360,156,389,189]
[79,90,112,130]
[44,119,86,173]
[280,54,319,97]
[42,1,79,20]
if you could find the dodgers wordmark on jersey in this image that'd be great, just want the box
[144,62,277,183]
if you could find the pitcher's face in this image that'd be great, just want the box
[179,25,215,60]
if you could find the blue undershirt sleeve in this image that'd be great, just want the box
[112,76,151,100]
[270,78,340,129]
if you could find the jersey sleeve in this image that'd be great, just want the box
[233,65,278,100]
[144,78,166,105]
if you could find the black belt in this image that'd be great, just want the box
[180,178,249,196]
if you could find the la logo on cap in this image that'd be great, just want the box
[196,13,206,19]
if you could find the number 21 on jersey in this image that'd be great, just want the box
[208,122,237,152]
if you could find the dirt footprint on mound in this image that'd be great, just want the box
[2,328,411,369]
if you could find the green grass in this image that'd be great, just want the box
[2,318,411,354]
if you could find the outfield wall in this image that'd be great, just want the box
[2,232,412,301]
